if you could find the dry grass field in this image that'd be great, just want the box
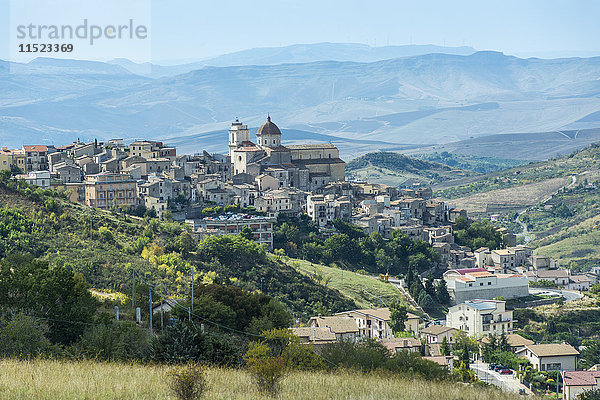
[446,177,569,214]
[0,359,521,400]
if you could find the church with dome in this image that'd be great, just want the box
[228,116,345,191]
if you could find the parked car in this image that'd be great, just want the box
[494,364,506,372]
[488,363,497,370]
[499,368,513,375]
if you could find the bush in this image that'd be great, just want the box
[155,322,243,366]
[168,364,208,400]
[0,313,53,359]
[244,341,287,396]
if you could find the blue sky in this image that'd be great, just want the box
[2,0,599,62]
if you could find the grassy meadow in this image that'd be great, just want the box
[285,258,404,309]
[0,359,520,400]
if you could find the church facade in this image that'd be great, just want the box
[228,116,345,191]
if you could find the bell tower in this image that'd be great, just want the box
[228,118,250,159]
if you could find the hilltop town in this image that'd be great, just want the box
[2,116,600,399]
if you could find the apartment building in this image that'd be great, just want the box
[23,145,50,172]
[334,308,421,340]
[446,299,514,337]
[83,172,138,210]
[443,268,529,304]
[186,214,275,249]
[306,194,351,227]
[129,140,176,159]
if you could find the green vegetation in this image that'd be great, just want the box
[417,152,529,174]
[346,151,473,186]
[275,216,440,277]
[453,217,503,250]
[285,258,403,309]
[515,307,600,346]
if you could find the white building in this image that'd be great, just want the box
[443,268,529,304]
[516,343,579,372]
[446,299,514,337]
[306,193,351,227]
[334,307,421,340]
[186,214,275,249]
[16,170,51,188]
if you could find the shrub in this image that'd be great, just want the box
[0,312,53,359]
[98,227,114,242]
[168,364,208,400]
[244,341,287,396]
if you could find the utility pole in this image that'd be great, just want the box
[191,267,194,312]
[160,282,164,331]
[132,270,136,309]
[556,369,559,400]
[149,286,153,358]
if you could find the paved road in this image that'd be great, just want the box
[470,362,531,395]
[529,287,583,302]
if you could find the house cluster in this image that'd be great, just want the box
[291,307,453,369]
[293,302,584,383]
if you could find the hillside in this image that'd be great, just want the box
[285,258,406,309]
[346,151,472,186]
[434,143,600,268]
[3,52,600,158]
[0,179,355,318]
[0,359,518,400]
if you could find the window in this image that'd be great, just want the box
[480,282,484,286]
[488,282,492,285]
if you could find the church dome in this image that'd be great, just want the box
[257,116,281,136]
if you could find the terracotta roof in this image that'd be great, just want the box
[481,334,533,347]
[23,145,48,152]
[562,371,600,387]
[383,337,421,352]
[290,327,336,342]
[309,316,358,334]
[421,325,457,336]
[287,143,337,150]
[533,270,570,279]
[520,343,580,357]
[257,116,281,136]
[423,356,453,366]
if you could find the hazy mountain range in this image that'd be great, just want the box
[1,43,600,160]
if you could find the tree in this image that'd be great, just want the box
[578,389,600,400]
[389,301,408,334]
[0,254,98,345]
[440,336,450,356]
[498,332,510,353]
[0,312,53,359]
[240,226,254,241]
[435,279,450,305]
[155,322,242,366]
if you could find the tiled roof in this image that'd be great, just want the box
[562,371,600,387]
[421,325,457,335]
[23,145,48,152]
[310,316,358,334]
[522,343,580,357]
[290,327,336,342]
[481,334,533,347]
[287,143,337,150]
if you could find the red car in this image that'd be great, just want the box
[499,368,512,375]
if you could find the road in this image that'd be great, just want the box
[515,174,577,244]
[529,287,583,302]
[470,362,531,395]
